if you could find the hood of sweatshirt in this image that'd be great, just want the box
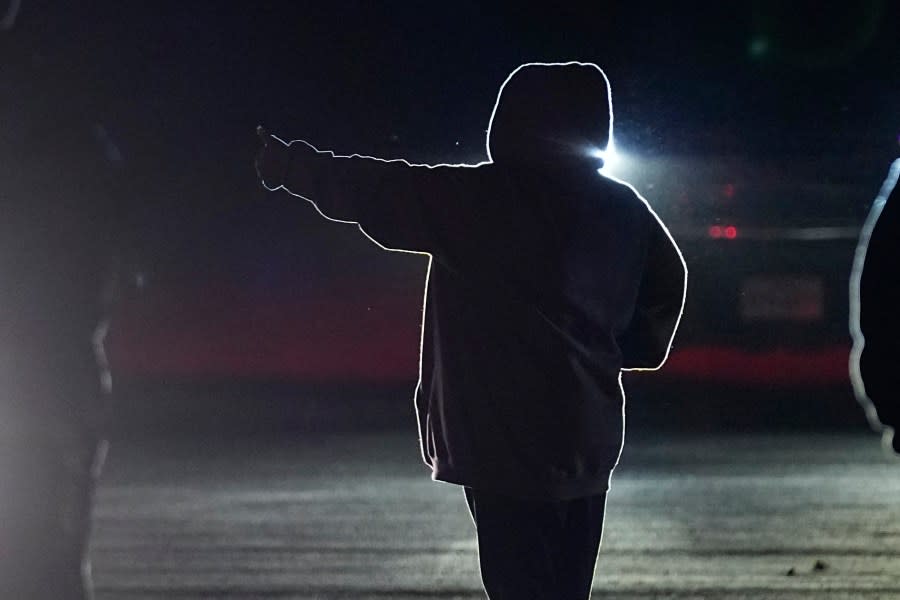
[486,62,612,169]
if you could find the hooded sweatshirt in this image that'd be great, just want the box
[272,62,687,500]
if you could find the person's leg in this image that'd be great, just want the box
[0,305,111,599]
[556,493,607,600]
[0,427,103,600]
[464,487,608,600]
[53,428,107,600]
[464,487,570,600]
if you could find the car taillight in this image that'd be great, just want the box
[708,225,739,239]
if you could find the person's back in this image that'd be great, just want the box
[257,61,686,600]
[412,162,676,499]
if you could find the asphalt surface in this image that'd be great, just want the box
[91,430,900,599]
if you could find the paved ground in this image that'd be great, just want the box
[91,430,900,599]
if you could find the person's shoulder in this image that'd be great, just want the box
[596,173,655,216]
[598,173,642,199]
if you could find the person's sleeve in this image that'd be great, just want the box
[276,141,473,256]
[619,217,687,370]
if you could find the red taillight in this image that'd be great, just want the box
[708,225,738,239]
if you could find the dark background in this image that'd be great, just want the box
[4,1,899,397]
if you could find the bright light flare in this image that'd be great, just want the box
[588,141,626,177]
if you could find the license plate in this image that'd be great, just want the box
[739,275,824,321]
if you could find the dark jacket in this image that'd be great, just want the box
[856,159,900,442]
[275,63,687,499]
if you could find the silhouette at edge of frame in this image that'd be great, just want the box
[850,157,900,454]
[0,4,129,598]
[256,61,687,599]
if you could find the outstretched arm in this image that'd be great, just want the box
[256,127,476,255]
[619,220,687,371]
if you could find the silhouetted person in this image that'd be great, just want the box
[256,62,686,599]
[851,159,900,453]
[0,5,125,598]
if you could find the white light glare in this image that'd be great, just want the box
[588,141,622,175]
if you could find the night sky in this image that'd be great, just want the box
[6,1,899,381]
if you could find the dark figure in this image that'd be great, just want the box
[851,159,900,453]
[257,62,686,599]
[0,6,124,598]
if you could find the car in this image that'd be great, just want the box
[612,149,882,428]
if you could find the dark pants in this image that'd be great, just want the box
[0,435,106,600]
[0,241,114,600]
[464,487,607,600]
